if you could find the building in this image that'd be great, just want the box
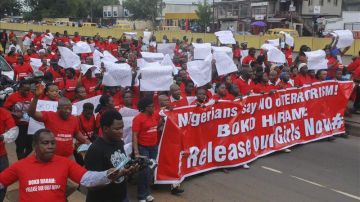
[103,5,128,19]
[159,2,199,31]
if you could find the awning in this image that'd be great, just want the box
[165,13,199,20]
[267,18,286,23]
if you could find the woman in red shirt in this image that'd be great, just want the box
[60,68,78,101]
[132,97,159,201]
[212,83,234,101]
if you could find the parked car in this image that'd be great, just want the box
[0,55,14,80]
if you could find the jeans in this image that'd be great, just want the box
[0,155,9,202]
[15,125,33,160]
[137,145,158,200]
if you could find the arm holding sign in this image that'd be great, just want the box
[28,84,44,122]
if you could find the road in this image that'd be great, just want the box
[4,135,360,202]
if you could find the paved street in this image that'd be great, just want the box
[4,134,360,202]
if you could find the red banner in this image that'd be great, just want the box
[155,81,354,184]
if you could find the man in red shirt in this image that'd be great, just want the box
[80,69,99,98]
[0,128,134,202]
[28,85,90,158]
[4,80,33,160]
[14,56,33,80]
[233,68,254,96]
[241,48,256,67]
[0,107,19,201]
[348,51,360,72]
[72,32,81,43]
[169,84,189,108]
[294,63,313,87]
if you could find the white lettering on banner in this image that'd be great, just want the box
[261,107,308,127]
[217,117,256,137]
[178,107,238,128]
[304,113,344,136]
[187,140,252,168]
[27,100,77,134]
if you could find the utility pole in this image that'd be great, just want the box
[212,0,215,32]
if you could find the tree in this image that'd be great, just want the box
[195,0,212,31]
[0,0,22,18]
[123,0,160,24]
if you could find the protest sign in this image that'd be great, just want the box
[260,43,276,51]
[143,31,152,45]
[213,51,237,76]
[119,107,140,146]
[187,54,212,87]
[211,46,233,59]
[305,50,328,70]
[124,32,137,39]
[155,81,353,184]
[192,43,211,60]
[139,65,173,91]
[157,43,176,58]
[42,33,54,45]
[161,54,179,75]
[267,48,286,64]
[73,95,101,115]
[103,51,118,63]
[30,58,49,72]
[332,30,354,49]
[73,41,92,54]
[93,49,103,68]
[102,62,132,87]
[58,46,81,69]
[80,64,97,75]
[215,31,236,44]
[28,100,77,134]
[23,36,32,46]
[141,52,164,63]
[267,39,280,47]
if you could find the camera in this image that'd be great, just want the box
[125,156,158,171]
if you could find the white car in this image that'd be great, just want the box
[0,55,14,80]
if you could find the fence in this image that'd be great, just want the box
[1,22,359,56]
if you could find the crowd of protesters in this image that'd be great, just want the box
[0,28,359,202]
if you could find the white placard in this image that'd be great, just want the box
[187,54,212,87]
[215,31,236,44]
[305,50,328,70]
[30,58,49,72]
[267,48,286,64]
[141,52,164,62]
[267,39,280,47]
[119,107,139,146]
[73,95,101,115]
[332,30,354,49]
[157,43,176,58]
[93,49,103,68]
[28,100,77,134]
[73,41,92,54]
[193,43,212,60]
[139,65,173,91]
[102,51,118,63]
[80,64,97,75]
[143,31,152,45]
[42,33,54,45]
[58,46,81,69]
[213,51,237,76]
[161,54,178,75]
[211,46,233,58]
[23,36,32,46]
[240,49,249,64]
[260,43,277,50]
[124,32,137,39]
[102,62,132,87]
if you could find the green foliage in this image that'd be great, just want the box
[123,0,160,22]
[195,0,212,29]
[0,0,22,18]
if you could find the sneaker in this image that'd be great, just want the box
[171,186,184,195]
[284,149,291,153]
[222,168,230,173]
[139,200,146,202]
[146,195,155,202]
[243,164,250,169]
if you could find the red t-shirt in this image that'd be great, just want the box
[4,92,33,110]
[48,67,64,87]
[0,155,86,202]
[284,48,293,66]
[59,79,77,100]
[233,77,254,95]
[5,55,18,66]
[41,112,79,158]
[14,63,33,80]
[348,58,360,72]
[242,55,256,65]
[212,93,234,101]
[327,56,339,79]
[294,74,313,87]
[276,81,293,89]
[132,113,159,146]
[78,114,96,140]
[253,83,276,94]
[81,77,98,98]
[72,36,81,43]
[0,107,16,156]
[169,96,189,108]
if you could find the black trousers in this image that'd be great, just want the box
[16,125,33,160]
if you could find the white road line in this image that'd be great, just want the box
[290,175,326,188]
[330,188,360,201]
[261,166,283,174]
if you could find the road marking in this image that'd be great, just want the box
[290,175,326,188]
[261,166,283,174]
[330,188,360,201]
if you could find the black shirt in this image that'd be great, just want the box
[84,137,127,202]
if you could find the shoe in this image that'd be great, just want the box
[243,164,250,169]
[284,149,291,153]
[146,195,155,202]
[171,186,184,195]
[139,200,146,202]
[222,168,229,173]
